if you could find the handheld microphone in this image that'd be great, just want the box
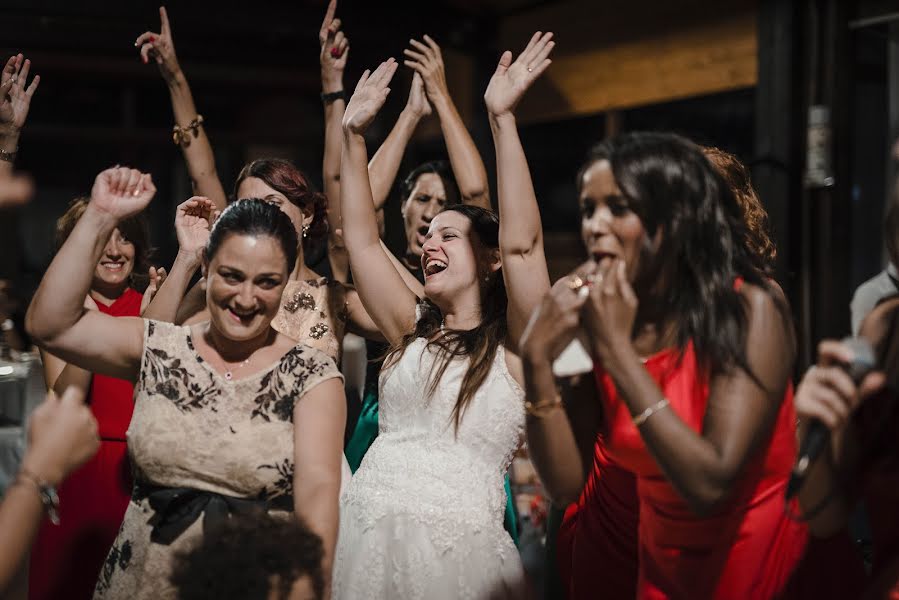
[785,337,877,499]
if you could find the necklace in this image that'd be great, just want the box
[222,355,252,381]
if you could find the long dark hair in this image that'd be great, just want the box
[383,204,506,431]
[579,132,788,381]
[206,199,298,271]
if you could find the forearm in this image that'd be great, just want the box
[27,207,116,344]
[381,240,424,298]
[166,72,227,210]
[52,363,92,399]
[368,109,420,211]
[141,250,200,322]
[0,484,46,595]
[523,357,589,505]
[603,343,740,514]
[796,422,853,536]
[0,128,20,176]
[294,481,339,582]
[341,132,381,253]
[437,96,489,208]
[323,98,349,282]
[490,114,542,254]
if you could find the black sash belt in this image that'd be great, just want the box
[142,485,293,546]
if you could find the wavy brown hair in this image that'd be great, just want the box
[382,204,506,432]
[702,146,777,274]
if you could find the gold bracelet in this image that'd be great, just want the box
[524,394,563,418]
[172,114,204,147]
[632,397,670,427]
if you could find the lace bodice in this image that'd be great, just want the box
[343,338,525,535]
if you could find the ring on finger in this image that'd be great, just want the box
[566,275,585,291]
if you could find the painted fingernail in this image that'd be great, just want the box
[149,36,156,43]
[331,47,340,58]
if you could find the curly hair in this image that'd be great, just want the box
[234,158,328,255]
[169,515,324,600]
[702,146,777,273]
[55,196,153,290]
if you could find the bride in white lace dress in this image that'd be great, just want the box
[332,33,555,600]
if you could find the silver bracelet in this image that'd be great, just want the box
[632,397,670,427]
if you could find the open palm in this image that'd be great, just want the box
[343,59,398,135]
[90,167,156,220]
[484,32,554,118]
[0,54,39,132]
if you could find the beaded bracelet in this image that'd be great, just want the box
[172,114,204,147]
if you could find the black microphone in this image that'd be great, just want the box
[785,337,877,499]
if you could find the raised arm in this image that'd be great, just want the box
[368,72,431,211]
[318,0,352,282]
[520,270,604,505]
[483,32,554,347]
[142,196,215,322]
[26,168,153,380]
[405,36,489,209]
[341,60,418,345]
[135,7,227,210]
[0,53,39,177]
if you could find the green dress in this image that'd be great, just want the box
[344,339,520,546]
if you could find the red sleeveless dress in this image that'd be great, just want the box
[29,288,142,600]
[560,333,810,599]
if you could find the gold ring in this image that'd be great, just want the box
[566,275,584,291]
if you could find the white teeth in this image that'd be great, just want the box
[425,259,448,275]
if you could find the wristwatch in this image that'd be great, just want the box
[320,90,346,104]
[18,468,60,525]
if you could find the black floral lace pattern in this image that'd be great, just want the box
[140,323,221,413]
[251,346,336,422]
[257,458,294,501]
[95,538,132,596]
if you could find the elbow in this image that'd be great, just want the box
[537,472,587,508]
[25,304,51,348]
[461,188,489,207]
[680,477,736,517]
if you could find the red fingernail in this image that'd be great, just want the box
[331,47,341,58]
[149,36,156,43]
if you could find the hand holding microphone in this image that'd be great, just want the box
[787,337,886,498]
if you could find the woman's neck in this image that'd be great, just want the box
[290,258,319,282]
[203,322,276,363]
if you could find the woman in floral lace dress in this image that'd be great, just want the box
[26,168,345,599]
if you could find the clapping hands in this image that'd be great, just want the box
[343,59,398,136]
[484,32,554,118]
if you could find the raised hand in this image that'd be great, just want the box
[343,59,398,136]
[135,6,181,82]
[581,258,638,364]
[404,72,431,119]
[403,35,449,105]
[520,262,595,364]
[794,340,887,433]
[23,387,99,487]
[175,196,216,260]
[0,54,40,134]
[89,167,156,221]
[139,266,168,315]
[484,31,554,118]
[319,0,349,92]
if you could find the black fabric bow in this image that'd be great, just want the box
[145,486,293,546]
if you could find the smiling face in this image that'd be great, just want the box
[92,227,136,295]
[579,160,649,282]
[402,172,448,259]
[420,210,498,304]
[237,177,309,244]
[203,233,289,342]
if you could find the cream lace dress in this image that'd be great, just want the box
[331,337,528,599]
[92,320,342,599]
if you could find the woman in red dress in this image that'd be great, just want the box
[29,198,154,600]
[522,133,808,598]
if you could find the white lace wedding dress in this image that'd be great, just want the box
[332,337,528,600]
